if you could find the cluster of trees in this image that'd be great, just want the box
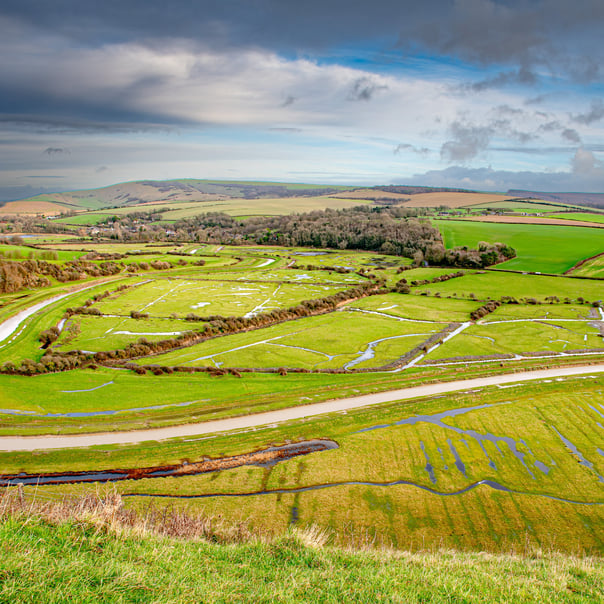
[423,242,516,268]
[0,259,123,293]
[0,260,52,293]
[172,207,442,259]
[394,271,465,294]
[0,255,183,294]
[1,351,93,376]
[0,216,70,235]
[470,300,501,321]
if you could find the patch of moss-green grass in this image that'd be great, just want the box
[4,515,604,602]
[414,271,604,303]
[139,311,441,370]
[346,293,481,322]
[436,219,604,273]
[423,321,603,361]
[571,254,604,278]
[93,278,345,319]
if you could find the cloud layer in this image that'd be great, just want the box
[0,1,603,196]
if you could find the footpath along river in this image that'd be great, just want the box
[0,364,602,451]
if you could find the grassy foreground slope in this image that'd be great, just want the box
[0,500,602,604]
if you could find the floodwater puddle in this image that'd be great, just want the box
[0,398,204,419]
[551,426,604,481]
[420,441,436,484]
[0,439,338,487]
[355,400,545,479]
[344,333,428,369]
[447,438,466,476]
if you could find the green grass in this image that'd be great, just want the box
[5,376,604,556]
[2,515,603,604]
[487,303,599,321]
[414,271,604,303]
[0,244,84,261]
[423,320,603,361]
[546,212,604,224]
[436,219,604,273]
[52,212,114,225]
[572,254,604,278]
[92,278,345,319]
[344,293,480,322]
[140,311,442,370]
[467,200,578,213]
[54,315,195,352]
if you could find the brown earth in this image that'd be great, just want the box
[330,190,517,207]
[0,200,68,215]
[457,215,604,228]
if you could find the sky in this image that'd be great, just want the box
[1,0,604,200]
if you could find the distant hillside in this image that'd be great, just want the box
[509,190,604,209]
[0,180,354,215]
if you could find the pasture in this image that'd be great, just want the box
[6,376,604,553]
[546,212,604,224]
[137,311,444,370]
[423,320,603,362]
[572,254,604,278]
[413,270,604,303]
[1,234,604,554]
[436,219,604,273]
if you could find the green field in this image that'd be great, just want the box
[3,512,602,603]
[546,212,604,224]
[53,212,114,225]
[468,200,575,213]
[436,219,604,273]
[4,376,604,556]
[136,311,443,370]
[2,233,604,559]
[572,254,604,278]
[423,320,603,362]
[414,270,604,303]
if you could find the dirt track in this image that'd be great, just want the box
[1,364,603,451]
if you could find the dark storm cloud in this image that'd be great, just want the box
[43,147,70,155]
[571,100,604,125]
[459,67,538,92]
[347,78,388,102]
[408,162,604,193]
[561,128,581,144]
[3,1,603,82]
[0,115,177,134]
[440,122,493,162]
[393,143,430,155]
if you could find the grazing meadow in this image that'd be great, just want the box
[0,218,603,555]
[436,219,604,273]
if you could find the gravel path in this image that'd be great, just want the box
[1,364,602,451]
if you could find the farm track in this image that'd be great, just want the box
[1,364,602,451]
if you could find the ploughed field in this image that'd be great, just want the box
[1,238,603,552]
